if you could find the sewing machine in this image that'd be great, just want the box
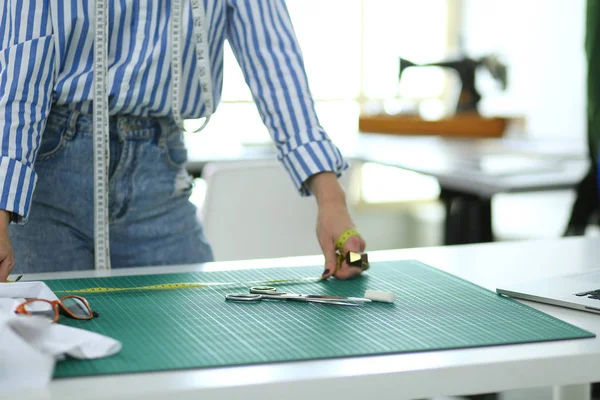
[398,54,507,114]
[359,54,520,138]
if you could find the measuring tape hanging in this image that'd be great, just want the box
[91,0,215,270]
[93,0,111,271]
[171,0,214,132]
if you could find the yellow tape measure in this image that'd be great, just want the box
[54,230,367,293]
[335,227,361,254]
[53,277,323,294]
[334,227,367,273]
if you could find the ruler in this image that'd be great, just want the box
[90,0,215,270]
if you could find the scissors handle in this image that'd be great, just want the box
[225,293,263,302]
[250,286,284,295]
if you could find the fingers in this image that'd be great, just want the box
[0,237,15,282]
[320,240,338,280]
[334,235,367,280]
[0,213,13,282]
[0,257,14,282]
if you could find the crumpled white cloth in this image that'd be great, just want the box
[0,281,122,394]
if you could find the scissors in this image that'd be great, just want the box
[225,286,371,307]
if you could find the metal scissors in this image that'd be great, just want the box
[225,286,371,307]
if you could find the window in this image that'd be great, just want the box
[185,0,453,202]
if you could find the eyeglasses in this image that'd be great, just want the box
[15,295,95,323]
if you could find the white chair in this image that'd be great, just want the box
[200,159,357,262]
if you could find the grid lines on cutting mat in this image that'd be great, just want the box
[45,260,594,378]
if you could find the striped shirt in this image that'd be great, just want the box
[0,0,347,223]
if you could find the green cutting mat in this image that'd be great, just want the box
[45,260,594,378]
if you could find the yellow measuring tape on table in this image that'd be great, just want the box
[52,228,369,294]
[53,277,323,294]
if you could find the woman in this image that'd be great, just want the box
[0,0,366,280]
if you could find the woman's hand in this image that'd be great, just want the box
[308,172,366,280]
[0,211,15,282]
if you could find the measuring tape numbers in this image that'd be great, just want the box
[91,0,214,270]
[54,277,322,294]
[93,0,111,270]
[171,0,214,132]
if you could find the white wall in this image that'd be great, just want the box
[461,0,587,141]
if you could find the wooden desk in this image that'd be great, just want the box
[13,237,600,400]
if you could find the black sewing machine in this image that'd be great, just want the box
[358,54,514,137]
[398,54,508,114]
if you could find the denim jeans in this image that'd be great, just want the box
[10,106,214,273]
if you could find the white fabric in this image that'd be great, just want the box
[0,282,122,394]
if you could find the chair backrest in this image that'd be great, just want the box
[200,159,355,261]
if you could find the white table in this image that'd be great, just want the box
[185,133,589,245]
[14,237,600,400]
[349,134,589,196]
[186,134,589,196]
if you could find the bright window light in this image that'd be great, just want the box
[185,1,452,204]
[360,162,441,203]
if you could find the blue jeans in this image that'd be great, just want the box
[10,106,214,273]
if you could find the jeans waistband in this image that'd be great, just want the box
[48,105,178,141]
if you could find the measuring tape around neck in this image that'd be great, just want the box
[91,0,214,270]
[171,0,214,132]
[93,0,111,270]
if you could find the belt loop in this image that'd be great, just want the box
[116,117,126,142]
[157,118,169,148]
[64,109,81,140]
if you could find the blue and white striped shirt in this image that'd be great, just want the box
[0,0,347,223]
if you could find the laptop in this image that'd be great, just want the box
[496,269,600,314]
